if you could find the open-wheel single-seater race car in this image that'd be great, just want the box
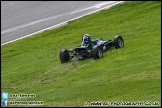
[60,34,124,63]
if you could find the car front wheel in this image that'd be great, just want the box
[92,46,103,59]
[113,35,124,48]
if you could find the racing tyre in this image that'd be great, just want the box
[113,35,124,48]
[60,49,70,63]
[92,46,103,59]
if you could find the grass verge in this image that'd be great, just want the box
[1,1,161,107]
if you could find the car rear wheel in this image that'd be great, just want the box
[60,49,70,63]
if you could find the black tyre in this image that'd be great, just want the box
[113,35,124,48]
[60,49,70,63]
[92,46,103,59]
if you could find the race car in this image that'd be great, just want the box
[60,34,124,63]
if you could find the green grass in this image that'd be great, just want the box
[1,1,161,107]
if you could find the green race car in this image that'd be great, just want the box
[60,34,124,63]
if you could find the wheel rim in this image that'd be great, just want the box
[98,49,103,58]
[118,38,124,47]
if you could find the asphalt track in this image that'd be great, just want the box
[1,1,124,45]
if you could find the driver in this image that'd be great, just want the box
[81,34,92,50]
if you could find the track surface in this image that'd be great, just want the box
[1,1,123,45]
